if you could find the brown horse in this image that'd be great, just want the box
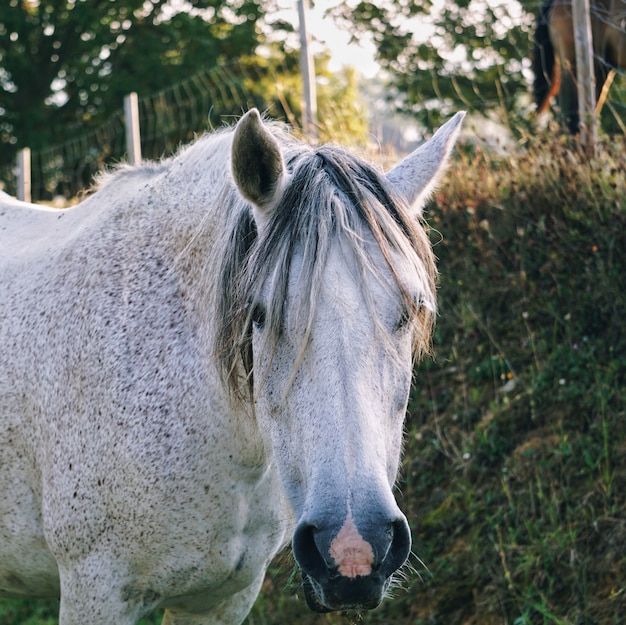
[533,0,626,133]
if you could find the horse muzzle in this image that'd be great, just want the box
[292,512,411,612]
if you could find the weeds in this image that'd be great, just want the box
[400,133,626,625]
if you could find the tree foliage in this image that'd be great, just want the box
[0,0,271,168]
[332,0,537,128]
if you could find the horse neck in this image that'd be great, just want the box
[154,134,241,305]
[82,132,238,342]
[114,133,235,265]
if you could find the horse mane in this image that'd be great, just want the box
[93,159,171,192]
[93,124,234,192]
[215,140,437,403]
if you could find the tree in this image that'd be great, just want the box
[0,0,271,169]
[331,0,536,129]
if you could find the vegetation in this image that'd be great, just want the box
[0,0,275,167]
[332,0,536,127]
[332,0,626,135]
[0,3,373,201]
[2,130,623,624]
[397,132,626,624]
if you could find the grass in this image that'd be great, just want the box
[2,133,625,624]
[392,134,626,625]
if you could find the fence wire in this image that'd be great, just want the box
[0,61,290,202]
[1,0,625,202]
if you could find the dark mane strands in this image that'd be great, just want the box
[216,141,437,402]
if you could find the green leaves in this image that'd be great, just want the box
[0,0,269,167]
[333,0,534,127]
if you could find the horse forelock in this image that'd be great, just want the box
[215,141,437,403]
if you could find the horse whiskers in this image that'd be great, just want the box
[408,549,431,582]
[382,548,430,602]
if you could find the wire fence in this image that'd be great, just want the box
[1,0,625,202]
[0,61,291,202]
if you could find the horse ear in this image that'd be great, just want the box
[231,109,287,224]
[385,112,465,218]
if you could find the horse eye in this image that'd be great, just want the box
[251,302,266,329]
[395,295,422,332]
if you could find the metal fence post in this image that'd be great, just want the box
[298,0,318,142]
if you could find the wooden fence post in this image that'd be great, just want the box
[17,147,31,203]
[298,0,318,142]
[572,0,597,156]
[124,92,142,165]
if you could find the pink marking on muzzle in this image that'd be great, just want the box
[329,511,374,578]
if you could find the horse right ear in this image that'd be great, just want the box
[231,109,287,228]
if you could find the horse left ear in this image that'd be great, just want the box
[386,112,465,218]
[231,109,287,225]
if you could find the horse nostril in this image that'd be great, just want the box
[380,518,411,577]
[292,523,331,582]
[293,515,411,580]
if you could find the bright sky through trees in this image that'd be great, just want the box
[275,0,379,77]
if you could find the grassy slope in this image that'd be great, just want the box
[2,137,625,625]
[394,137,626,625]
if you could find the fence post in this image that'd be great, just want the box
[124,92,142,165]
[572,0,597,156]
[297,0,318,142]
[17,147,31,203]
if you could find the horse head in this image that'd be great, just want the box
[225,109,464,613]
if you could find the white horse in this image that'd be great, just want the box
[0,109,463,624]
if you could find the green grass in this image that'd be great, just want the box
[392,134,626,624]
[2,134,625,624]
